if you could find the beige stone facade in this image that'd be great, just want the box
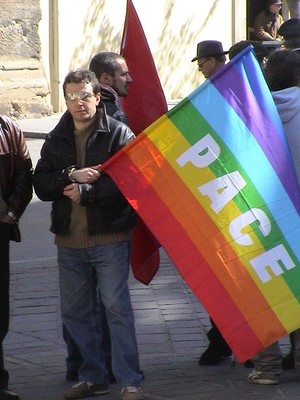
[0,0,292,120]
[1,0,249,119]
[0,0,52,119]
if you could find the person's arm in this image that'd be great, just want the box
[275,15,284,40]
[0,117,33,222]
[80,121,135,206]
[33,136,75,202]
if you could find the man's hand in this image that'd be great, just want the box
[63,183,81,203]
[70,167,100,183]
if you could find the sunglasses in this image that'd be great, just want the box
[65,91,95,102]
[197,58,210,71]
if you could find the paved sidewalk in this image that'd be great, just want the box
[3,125,299,399]
[7,205,298,400]
[17,114,63,139]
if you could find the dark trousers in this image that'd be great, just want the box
[0,222,11,389]
[208,317,231,352]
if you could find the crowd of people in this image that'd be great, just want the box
[2,7,300,400]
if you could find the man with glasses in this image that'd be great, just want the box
[191,40,228,79]
[191,40,232,366]
[33,69,144,400]
[61,51,134,387]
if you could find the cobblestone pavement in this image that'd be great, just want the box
[3,134,299,399]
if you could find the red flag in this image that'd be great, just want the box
[120,0,168,285]
[120,0,168,133]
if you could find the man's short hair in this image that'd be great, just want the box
[264,49,300,91]
[63,69,100,96]
[89,52,125,79]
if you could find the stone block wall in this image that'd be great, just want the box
[0,0,52,119]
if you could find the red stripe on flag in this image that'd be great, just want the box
[120,0,168,284]
[120,0,168,134]
[131,216,160,284]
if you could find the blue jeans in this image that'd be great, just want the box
[57,241,142,387]
[62,291,113,374]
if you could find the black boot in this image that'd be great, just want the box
[199,319,232,365]
[0,389,20,400]
[199,343,232,365]
[244,359,254,368]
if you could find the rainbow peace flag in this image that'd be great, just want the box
[102,47,300,361]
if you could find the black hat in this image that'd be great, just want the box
[228,41,268,62]
[268,0,282,5]
[278,18,300,38]
[191,40,228,62]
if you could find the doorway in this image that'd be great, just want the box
[247,0,288,40]
[248,0,270,40]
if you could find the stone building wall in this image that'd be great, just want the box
[0,0,52,119]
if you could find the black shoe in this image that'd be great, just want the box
[282,351,294,370]
[198,345,232,365]
[108,371,116,384]
[0,388,20,400]
[244,359,255,368]
[65,370,79,382]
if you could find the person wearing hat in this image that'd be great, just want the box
[278,18,300,50]
[191,40,228,79]
[228,40,269,68]
[254,0,284,41]
[191,40,232,366]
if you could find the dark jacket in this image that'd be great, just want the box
[0,116,33,241]
[100,84,128,125]
[33,107,136,235]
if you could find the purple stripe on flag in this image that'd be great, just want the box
[212,55,300,213]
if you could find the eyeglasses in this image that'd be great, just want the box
[65,91,95,102]
[197,58,210,71]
